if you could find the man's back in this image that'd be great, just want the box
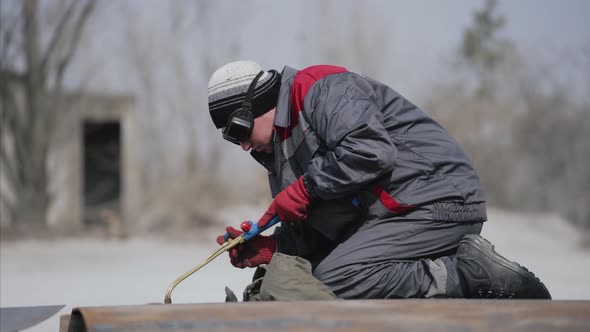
[293,68,486,219]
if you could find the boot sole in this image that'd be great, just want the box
[460,234,551,298]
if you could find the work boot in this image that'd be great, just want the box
[456,234,551,299]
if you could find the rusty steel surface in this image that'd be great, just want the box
[62,300,590,332]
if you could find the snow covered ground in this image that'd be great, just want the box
[1,206,589,332]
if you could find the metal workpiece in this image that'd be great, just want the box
[60,300,589,332]
[0,305,65,332]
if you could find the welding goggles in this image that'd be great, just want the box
[222,71,265,145]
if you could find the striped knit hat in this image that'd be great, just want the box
[208,60,281,129]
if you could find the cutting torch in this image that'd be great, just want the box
[164,215,280,304]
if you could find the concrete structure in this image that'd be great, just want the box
[47,93,140,234]
[1,71,139,234]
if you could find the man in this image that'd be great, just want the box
[208,60,551,299]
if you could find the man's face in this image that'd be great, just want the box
[239,108,275,154]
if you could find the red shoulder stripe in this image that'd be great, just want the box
[277,65,347,142]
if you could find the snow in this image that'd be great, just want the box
[1,206,589,332]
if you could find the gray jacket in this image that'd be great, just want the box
[252,65,486,240]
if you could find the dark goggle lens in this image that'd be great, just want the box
[222,116,252,145]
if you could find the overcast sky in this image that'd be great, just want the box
[62,0,589,177]
[79,0,589,100]
[242,0,590,98]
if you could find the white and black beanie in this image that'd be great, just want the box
[208,60,281,129]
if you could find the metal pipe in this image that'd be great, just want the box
[64,300,590,332]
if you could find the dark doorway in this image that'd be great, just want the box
[83,121,121,226]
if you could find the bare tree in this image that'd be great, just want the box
[119,1,164,189]
[304,1,389,80]
[429,0,590,237]
[0,0,96,231]
[512,62,590,232]
[460,0,514,100]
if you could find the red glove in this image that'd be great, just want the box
[216,226,276,268]
[258,176,312,227]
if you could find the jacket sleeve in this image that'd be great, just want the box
[305,75,397,200]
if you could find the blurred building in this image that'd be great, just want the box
[49,93,140,235]
[1,72,141,235]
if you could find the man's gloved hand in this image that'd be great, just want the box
[258,176,313,227]
[216,226,276,268]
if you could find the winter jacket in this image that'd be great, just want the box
[251,65,486,243]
